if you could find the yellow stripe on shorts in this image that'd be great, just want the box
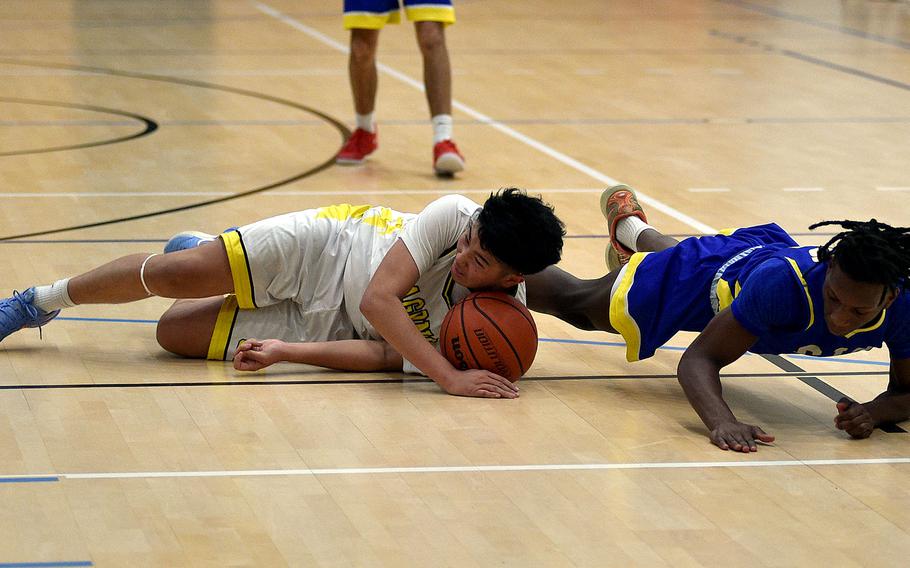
[344,11,401,29]
[609,252,649,362]
[404,5,455,24]
[221,231,256,309]
[207,295,240,361]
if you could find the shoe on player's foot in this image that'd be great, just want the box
[0,287,59,342]
[336,127,378,165]
[164,231,216,254]
[600,184,648,270]
[433,139,465,175]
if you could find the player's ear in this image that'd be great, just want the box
[882,286,899,309]
[501,273,524,288]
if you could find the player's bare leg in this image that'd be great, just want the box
[157,296,225,358]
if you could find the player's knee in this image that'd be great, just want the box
[156,310,186,356]
[349,36,377,64]
[416,25,445,54]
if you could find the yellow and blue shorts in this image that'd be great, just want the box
[343,0,455,29]
[609,223,798,362]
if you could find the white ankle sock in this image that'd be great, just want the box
[431,114,453,144]
[356,113,375,133]
[615,216,653,252]
[33,278,75,312]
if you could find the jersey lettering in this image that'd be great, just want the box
[402,286,438,344]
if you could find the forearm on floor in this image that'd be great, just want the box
[281,340,403,371]
[867,391,910,425]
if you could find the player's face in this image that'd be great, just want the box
[822,264,897,336]
[452,219,523,290]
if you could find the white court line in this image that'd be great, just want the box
[0,188,604,198]
[252,1,718,235]
[3,457,910,481]
[876,186,910,192]
[782,187,825,192]
[687,187,731,193]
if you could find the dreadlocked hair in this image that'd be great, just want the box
[809,219,910,290]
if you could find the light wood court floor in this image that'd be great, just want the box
[1,0,909,565]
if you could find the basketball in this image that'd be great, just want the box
[439,291,538,381]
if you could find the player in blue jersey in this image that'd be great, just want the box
[527,185,910,452]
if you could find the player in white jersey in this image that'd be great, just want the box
[0,190,565,399]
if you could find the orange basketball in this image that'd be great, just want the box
[439,291,538,381]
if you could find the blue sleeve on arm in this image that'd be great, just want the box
[730,259,806,336]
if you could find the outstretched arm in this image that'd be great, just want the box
[360,240,519,399]
[678,308,775,452]
[835,357,910,438]
[233,338,403,372]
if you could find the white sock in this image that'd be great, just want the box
[615,216,653,252]
[431,114,453,144]
[33,278,75,312]
[356,113,375,133]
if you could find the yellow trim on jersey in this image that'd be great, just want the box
[715,278,744,312]
[784,257,815,331]
[316,203,406,236]
[343,11,401,29]
[609,252,649,362]
[716,278,734,311]
[404,6,455,24]
[221,231,256,309]
[207,295,239,360]
[844,309,887,338]
[717,228,736,236]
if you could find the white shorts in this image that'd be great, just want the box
[206,204,410,360]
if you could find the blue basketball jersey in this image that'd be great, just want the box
[730,246,910,359]
[610,223,910,361]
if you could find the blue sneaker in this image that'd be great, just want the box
[163,231,216,253]
[0,288,60,342]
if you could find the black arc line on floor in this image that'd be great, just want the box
[0,57,350,241]
[0,97,158,156]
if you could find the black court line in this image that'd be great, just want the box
[0,370,888,391]
[0,58,349,241]
[762,354,905,433]
[709,30,910,93]
[5,116,910,128]
[716,0,910,51]
[0,97,157,157]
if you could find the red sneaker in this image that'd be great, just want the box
[433,139,465,175]
[336,127,378,164]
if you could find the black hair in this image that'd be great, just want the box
[476,188,565,274]
[810,219,910,291]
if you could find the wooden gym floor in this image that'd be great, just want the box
[0,0,909,565]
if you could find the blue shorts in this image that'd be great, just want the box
[609,223,799,362]
[343,0,455,29]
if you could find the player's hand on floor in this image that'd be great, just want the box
[444,369,519,399]
[233,338,285,372]
[835,398,874,439]
[710,421,775,452]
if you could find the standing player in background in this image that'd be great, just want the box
[527,185,910,451]
[336,0,465,175]
[0,190,564,398]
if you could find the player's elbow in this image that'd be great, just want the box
[359,289,382,324]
